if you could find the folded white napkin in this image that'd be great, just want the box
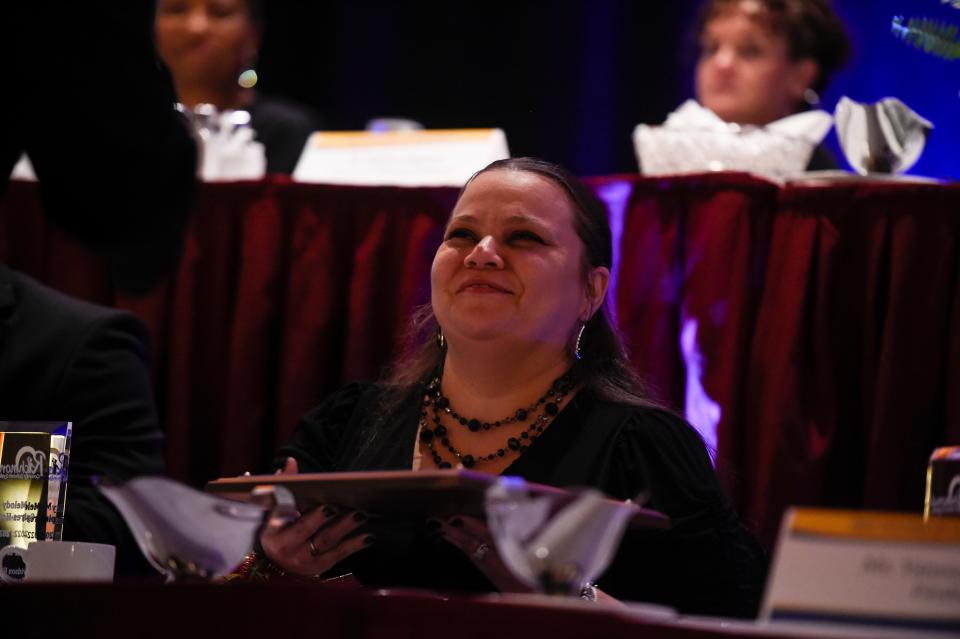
[484,478,635,594]
[99,476,265,580]
[10,154,37,180]
[635,100,834,180]
[834,96,933,176]
[199,110,266,181]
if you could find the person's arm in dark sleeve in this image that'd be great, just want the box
[275,383,369,473]
[599,409,768,617]
[57,311,165,577]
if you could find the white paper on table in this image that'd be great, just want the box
[293,128,510,186]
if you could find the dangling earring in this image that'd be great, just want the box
[238,68,258,89]
[238,52,259,90]
[574,323,586,361]
[436,326,446,350]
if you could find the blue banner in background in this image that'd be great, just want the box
[822,2,959,180]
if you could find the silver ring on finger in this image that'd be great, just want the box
[472,542,491,562]
[308,539,320,557]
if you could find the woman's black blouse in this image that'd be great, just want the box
[278,383,767,617]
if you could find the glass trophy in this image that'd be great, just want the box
[924,446,960,519]
[0,422,72,551]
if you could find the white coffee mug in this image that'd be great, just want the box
[0,541,115,583]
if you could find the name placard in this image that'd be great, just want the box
[760,508,960,634]
[293,128,509,186]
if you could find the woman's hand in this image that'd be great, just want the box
[434,515,534,594]
[259,458,374,577]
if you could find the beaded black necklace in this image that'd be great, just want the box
[418,370,575,469]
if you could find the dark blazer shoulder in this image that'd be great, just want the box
[0,264,150,414]
[0,264,147,343]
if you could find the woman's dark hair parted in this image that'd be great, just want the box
[380,158,659,416]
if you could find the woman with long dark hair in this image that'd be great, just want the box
[254,158,765,616]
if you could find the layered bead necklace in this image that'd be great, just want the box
[418,370,576,469]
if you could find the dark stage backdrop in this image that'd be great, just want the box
[256,1,701,177]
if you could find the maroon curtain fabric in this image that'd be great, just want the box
[614,175,960,544]
[612,174,778,467]
[0,178,457,485]
[743,181,960,543]
[0,181,114,304]
[2,175,958,548]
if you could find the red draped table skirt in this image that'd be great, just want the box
[2,174,958,547]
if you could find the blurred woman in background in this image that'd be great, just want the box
[155,0,321,174]
[693,0,851,168]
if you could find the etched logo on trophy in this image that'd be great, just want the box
[925,447,960,518]
[0,446,48,479]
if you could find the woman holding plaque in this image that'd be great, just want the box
[251,158,765,617]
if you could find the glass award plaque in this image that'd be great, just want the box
[0,422,72,551]
[925,446,960,519]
